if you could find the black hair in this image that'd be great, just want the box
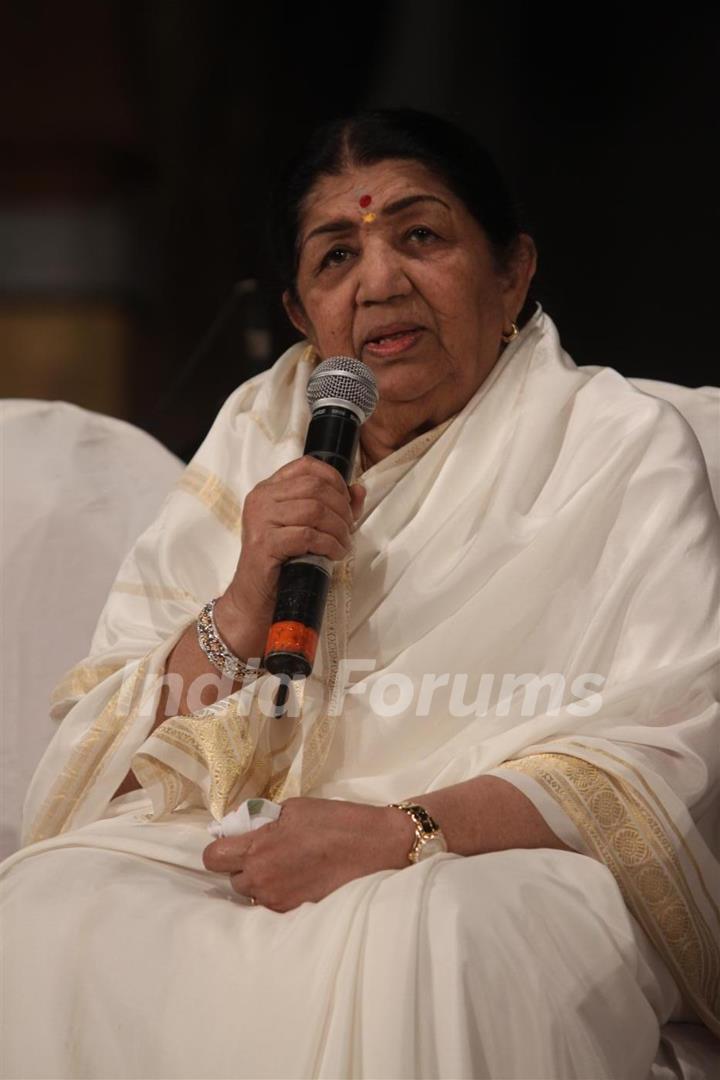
[267,108,523,301]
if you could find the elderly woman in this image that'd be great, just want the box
[2,110,718,1079]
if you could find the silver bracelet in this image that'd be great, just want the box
[196,599,264,683]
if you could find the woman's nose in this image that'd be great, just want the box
[354,240,412,305]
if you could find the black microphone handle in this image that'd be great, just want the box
[303,405,361,481]
[263,405,361,679]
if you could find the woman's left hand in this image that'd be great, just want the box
[202,797,414,912]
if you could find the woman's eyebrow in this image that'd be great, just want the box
[302,218,355,248]
[383,193,451,216]
[301,194,450,249]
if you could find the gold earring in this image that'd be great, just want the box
[501,322,519,344]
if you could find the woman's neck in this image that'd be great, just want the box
[359,409,447,468]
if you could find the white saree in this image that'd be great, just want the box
[1,306,718,1079]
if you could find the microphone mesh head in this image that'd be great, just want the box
[306,355,379,422]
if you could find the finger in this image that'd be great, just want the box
[349,483,366,520]
[229,871,256,902]
[270,498,352,546]
[268,524,350,564]
[242,484,353,559]
[266,473,354,522]
[202,836,254,872]
[268,455,352,497]
[266,479,354,529]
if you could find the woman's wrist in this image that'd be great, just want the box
[399,777,573,858]
[379,805,418,869]
[213,590,269,664]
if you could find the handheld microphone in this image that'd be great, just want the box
[263,356,378,682]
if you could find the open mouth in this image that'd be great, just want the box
[363,327,424,356]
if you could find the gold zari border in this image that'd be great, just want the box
[49,659,128,713]
[178,465,244,536]
[28,656,154,844]
[503,752,720,1035]
[135,701,258,821]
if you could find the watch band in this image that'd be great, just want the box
[388,801,447,863]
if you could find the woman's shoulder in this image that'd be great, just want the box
[529,312,716,504]
[579,364,717,445]
[534,310,699,423]
[574,361,711,465]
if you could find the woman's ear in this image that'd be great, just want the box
[282,290,312,340]
[503,234,538,318]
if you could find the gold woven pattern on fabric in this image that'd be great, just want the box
[49,659,128,712]
[502,751,720,1035]
[29,656,153,843]
[178,465,244,536]
[138,699,259,821]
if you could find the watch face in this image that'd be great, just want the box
[416,835,447,861]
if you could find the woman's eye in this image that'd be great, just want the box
[320,247,352,270]
[407,226,437,243]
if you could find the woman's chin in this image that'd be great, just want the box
[368,357,446,404]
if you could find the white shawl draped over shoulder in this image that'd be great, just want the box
[22,307,720,1035]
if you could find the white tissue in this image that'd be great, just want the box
[208,798,282,839]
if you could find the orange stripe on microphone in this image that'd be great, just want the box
[264,621,319,664]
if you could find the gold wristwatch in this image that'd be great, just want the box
[388,801,448,863]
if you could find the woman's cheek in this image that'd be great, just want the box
[309,295,354,353]
[313,322,351,357]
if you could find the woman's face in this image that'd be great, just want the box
[285,159,536,441]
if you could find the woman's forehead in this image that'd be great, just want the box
[300,159,454,226]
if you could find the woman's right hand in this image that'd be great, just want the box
[214,456,366,659]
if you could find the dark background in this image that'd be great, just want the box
[1,0,717,460]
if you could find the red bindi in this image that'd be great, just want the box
[359,194,372,208]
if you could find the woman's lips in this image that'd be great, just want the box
[363,328,424,358]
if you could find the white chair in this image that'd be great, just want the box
[0,399,184,859]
